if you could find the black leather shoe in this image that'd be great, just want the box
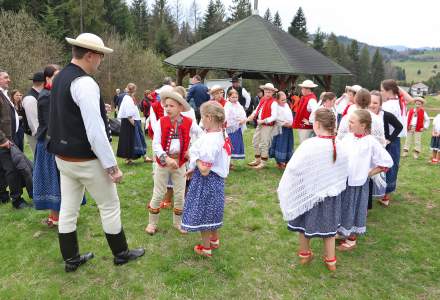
[65,252,95,272]
[114,248,145,265]
[12,199,31,209]
[105,228,145,265]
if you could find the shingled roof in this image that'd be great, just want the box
[164,14,350,77]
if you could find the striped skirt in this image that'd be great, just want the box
[288,193,343,238]
[338,181,369,237]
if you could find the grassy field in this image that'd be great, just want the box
[392,60,440,83]
[1,123,440,299]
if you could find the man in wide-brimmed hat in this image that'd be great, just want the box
[292,79,319,143]
[22,71,45,153]
[247,83,279,169]
[47,33,144,272]
[227,76,251,113]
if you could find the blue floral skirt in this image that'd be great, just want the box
[33,140,61,211]
[181,169,225,232]
[269,127,294,163]
[229,128,245,159]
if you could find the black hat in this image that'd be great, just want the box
[29,72,45,82]
[230,75,241,83]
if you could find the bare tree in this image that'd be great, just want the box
[173,0,184,27]
[188,0,201,32]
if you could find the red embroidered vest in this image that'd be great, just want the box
[156,115,192,167]
[407,108,425,132]
[148,102,165,139]
[293,93,317,129]
[255,96,276,125]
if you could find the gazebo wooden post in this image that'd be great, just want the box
[324,75,332,91]
[176,68,186,86]
[291,75,298,88]
[189,69,197,78]
[199,69,209,81]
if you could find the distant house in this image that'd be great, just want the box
[411,82,429,96]
[399,86,410,93]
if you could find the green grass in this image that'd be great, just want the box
[392,60,440,82]
[1,128,440,299]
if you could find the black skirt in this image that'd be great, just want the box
[117,118,140,159]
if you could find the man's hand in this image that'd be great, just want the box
[166,157,178,169]
[0,140,11,149]
[107,166,123,183]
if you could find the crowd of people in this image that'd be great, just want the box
[1,32,439,273]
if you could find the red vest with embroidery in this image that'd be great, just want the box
[148,102,165,139]
[293,93,317,129]
[255,96,276,125]
[156,115,192,167]
[407,108,425,132]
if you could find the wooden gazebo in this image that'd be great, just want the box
[164,14,350,91]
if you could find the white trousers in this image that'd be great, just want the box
[55,158,122,234]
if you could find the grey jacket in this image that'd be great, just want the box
[0,90,13,144]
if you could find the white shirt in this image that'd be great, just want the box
[433,114,440,132]
[276,103,293,125]
[258,101,278,123]
[309,105,337,126]
[152,115,203,158]
[117,95,140,120]
[335,94,349,114]
[242,87,251,109]
[22,90,40,136]
[71,76,117,169]
[307,98,319,113]
[0,88,19,133]
[408,109,430,129]
[149,102,164,132]
[224,101,247,130]
[382,99,406,138]
[188,131,230,178]
[341,134,393,186]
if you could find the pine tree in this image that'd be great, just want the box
[272,11,282,28]
[229,0,251,23]
[42,5,63,40]
[288,7,308,43]
[324,33,346,94]
[347,39,360,81]
[103,0,135,35]
[263,8,272,22]
[358,46,371,88]
[199,0,226,39]
[155,23,172,56]
[371,49,385,89]
[130,0,149,48]
[312,27,325,54]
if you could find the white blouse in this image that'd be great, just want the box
[433,114,440,132]
[341,134,393,187]
[117,95,141,120]
[408,109,430,129]
[382,99,406,137]
[276,103,293,125]
[188,131,231,178]
[224,101,247,131]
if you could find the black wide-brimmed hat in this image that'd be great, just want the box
[29,72,45,82]
[230,75,241,83]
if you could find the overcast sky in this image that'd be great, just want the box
[169,0,440,48]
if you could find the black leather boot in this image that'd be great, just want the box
[59,231,94,272]
[105,228,145,265]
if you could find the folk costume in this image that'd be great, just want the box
[224,100,246,160]
[278,136,348,238]
[148,100,165,139]
[269,102,294,166]
[249,83,278,169]
[181,131,231,232]
[431,114,440,156]
[48,33,144,272]
[338,109,386,146]
[338,134,393,239]
[146,91,203,234]
[403,101,430,157]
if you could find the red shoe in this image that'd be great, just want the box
[431,158,439,164]
[324,257,337,271]
[298,251,314,265]
[210,239,220,249]
[194,245,212,257]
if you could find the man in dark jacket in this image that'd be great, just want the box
[186,75,209,122]
[0,69,30,209]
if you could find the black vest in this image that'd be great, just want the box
[47,63,110,158]
[22,88,39,135]
[227,86,246,107]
